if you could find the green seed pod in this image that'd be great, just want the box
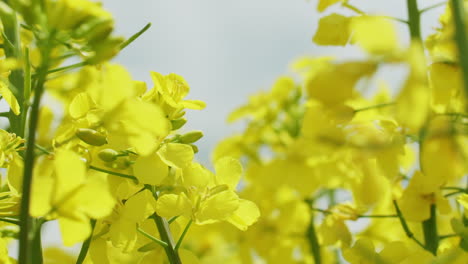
[98,148,119,162]
[170,118,187,130]
[76,128,108,146]
[179,131,203,144]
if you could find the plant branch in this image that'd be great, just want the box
[451,0,468,105]
[75,219,96,264]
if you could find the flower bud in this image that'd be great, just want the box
[170,118,187,130]
[98,148,119,162]
[179,131,203,144]
[76,128,107,146]
[189,144,198,154]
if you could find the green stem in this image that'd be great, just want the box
[393,200,425,249]
[354,102,395,113]
[31,219,44,264]
[420,2,446,14]
[0,217,20,225]
[88,165,138,182]
[407,0,422,40]
[137,227,168,248]
[18,31,54,264]
[152,213,182,264]
[422,204,439,255]
[119,23,152,50]
[168,215,180,224]
[46,61,87,75]
[150,189,181,264]
[175,219,192,251]
[439,234,458,240]
[75,219,96,264]
[21,47,31,136]
[451,0,468,106]
[306,212,321,264]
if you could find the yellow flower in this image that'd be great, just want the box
[30,149,115,246]
[313,13,351,46]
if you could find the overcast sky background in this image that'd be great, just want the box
[100,0,443,165]
[7,0,446,254]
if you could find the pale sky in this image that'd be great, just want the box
[99,0,443,165]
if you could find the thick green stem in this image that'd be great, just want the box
[422,204,439,255]
[18,32,53,264]
[152,213,182,264]
[306,212,321,264]
[31,219,44,264]
[75,219,96,264]
[407,0,422,40]
[150,190,181,264]
[451,0,468,106]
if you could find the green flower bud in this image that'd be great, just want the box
[189,144,198,154]
[179,131,203,144]
[170,118,187,130]
[98,148,119,162]
[76,128,107,146]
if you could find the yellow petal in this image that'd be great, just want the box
[351,16,398,55]
[317,0,342,12]
[155,193,192,219]
[133,153,168,185]
[182,162,212,188]
[196,190,239,224]
[59,215,91,246]
[158,143,194,169]
[227,199,260,231]
[214,157,242,189]
[69,92,95,119]
[0,79,20,115]
[313,13,351,46]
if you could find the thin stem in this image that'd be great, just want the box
[307,211,321,264]
[18,30,54,264]
[341,2,365,14]
[137,227,168,248]
[34,144,51,155]
[382,16,409,24]
[354,102,395,113]
[445,191,464,197]
[393,200,426,249]
[175,219,192,251]
[441,186,467,192]
[439,234,458,240]
[88,165,138,182]
[0,217,20,225]
[75,219,96,264]
[46,61,87,75]
[420,2,446,14]
[356,214,398,218]
[451,0,468,105]
[22,47,31,136]
[168,215,180,224]
[422,204,439,255]
[120,23,152,50]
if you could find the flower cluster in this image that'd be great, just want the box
[0,0,259,263]
[206,0,468,263]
